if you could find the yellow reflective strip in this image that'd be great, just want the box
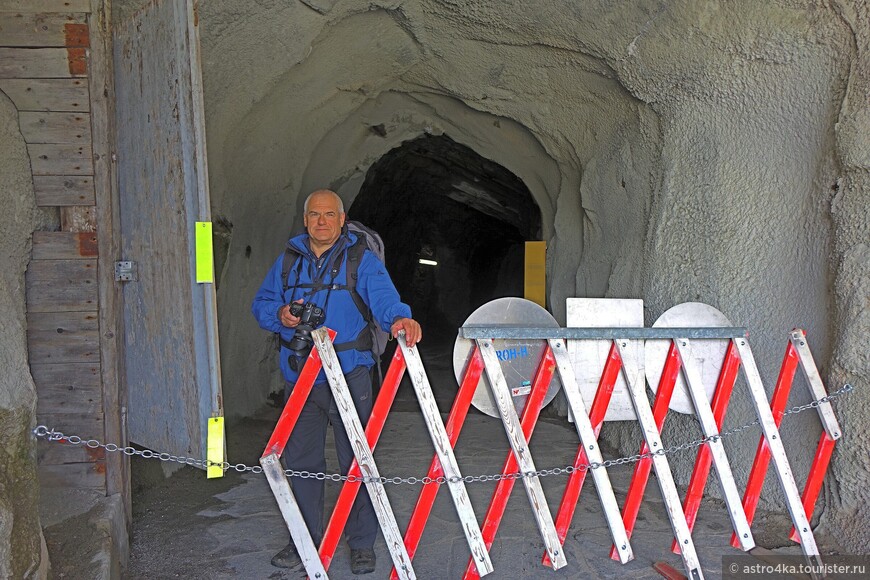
[195,221,214,283]
[206,416,224,479]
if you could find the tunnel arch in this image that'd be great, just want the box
[348,133,542,346]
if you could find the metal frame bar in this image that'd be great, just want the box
[549,339,634,563]
[312,329,416,579]
[399,339,494,576]
[611,340,681,560]
[732,338,821,565]
[673,340,741,553]
[320,345,407,570]
[394,346,485,580]
[260,453,328,579]
[464,341,564,579]
[674,339,754,551]
[546,342,622,567]
[460,327,747,340]
[615,340,704,579]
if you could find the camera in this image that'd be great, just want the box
[287,301,326,370]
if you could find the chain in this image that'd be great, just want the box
[32,383,855,485]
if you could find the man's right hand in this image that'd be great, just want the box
[279,299,303,328]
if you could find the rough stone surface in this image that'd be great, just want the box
[0,93,48,577]
[192,0,868,552]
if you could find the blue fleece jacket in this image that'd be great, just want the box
[251,231,411,383]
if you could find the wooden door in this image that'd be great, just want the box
[113,0,222,458]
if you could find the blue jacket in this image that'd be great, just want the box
[252,231,412,383]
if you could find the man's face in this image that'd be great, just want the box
[304,192,346,248]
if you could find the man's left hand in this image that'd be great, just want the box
[391,317,422,347]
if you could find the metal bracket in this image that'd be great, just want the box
[114,260,137,282]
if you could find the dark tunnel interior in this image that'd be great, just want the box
[349,134,542,350]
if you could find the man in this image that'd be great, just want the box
[252,189,421,575]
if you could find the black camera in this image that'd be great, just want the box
[287,301,325,370]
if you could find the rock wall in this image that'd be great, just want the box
[199,0,869,551]
[0,93,48,578]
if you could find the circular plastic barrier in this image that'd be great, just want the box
[453,297,563,418]
[645,302,733,415]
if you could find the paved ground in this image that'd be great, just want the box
[122,354,807,580]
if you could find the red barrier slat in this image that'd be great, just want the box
[390,346,485,580]
[463,344,557,580]
[320,346,408,570]
[610,340,681,560]
[730,341,799,548]
[543,342,622,567]
[260,328,337,459]
[789,433,836,543]
[672,340,741,554]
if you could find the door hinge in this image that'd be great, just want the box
[115,260,137,282]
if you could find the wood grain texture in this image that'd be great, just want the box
[0,78,90,111]
[25,258,97,312]
[19,111,91,144]
[34,175,95,206]
[0,1,91,12]
[0,12,86,47]
[32,231,98,259]
[27,143,93,175]
[0,47,84,77]
[27,310,98,362]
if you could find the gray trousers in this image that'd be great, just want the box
[283,365,377,549]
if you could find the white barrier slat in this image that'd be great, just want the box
[675,339,755,551]
[733,338,822,564]
[615,340,704,580]
[548,338,634,564]
[398,340,494,576]
[478,339,568,570]
[312,329,416,580]
[789,331,842,439]
[260,453,329,579]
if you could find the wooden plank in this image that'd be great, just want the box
[28,143,93,175]
[0,12,87,47]
[0,47,85,78]
[32,362,102,415]
[27,310,98,363]
[60,206,96,232]
[90,0,129,507]
[32,231,98,259]
[38,438,104,464]
[0,1,91,12]
[0,78,89,111]
[38,463,106,489]
[34,175,95,206]
[19,111,91,144]
[25,258,97,312]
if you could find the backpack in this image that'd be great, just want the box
[281,220,391,378]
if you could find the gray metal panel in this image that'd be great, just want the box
[114,0,222,458]
[460,327,748,339]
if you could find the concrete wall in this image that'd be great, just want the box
[198,0,869,551]
[0,93,49,579]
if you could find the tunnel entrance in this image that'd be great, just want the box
[349,134,542,349]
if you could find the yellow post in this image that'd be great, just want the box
[524,241,546,308]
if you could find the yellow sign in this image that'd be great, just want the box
[206,416,225,479]
[524,241,546,308]
[195,221,214,283]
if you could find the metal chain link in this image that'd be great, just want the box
[32,383,855,485]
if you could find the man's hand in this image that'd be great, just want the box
[391,317,422,347]
[279,299,303,328]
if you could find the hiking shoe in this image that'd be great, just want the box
[350,548,376,575]
[270,543,300,568]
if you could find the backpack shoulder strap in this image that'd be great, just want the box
[344,238,371,322]
[281,246,302,292]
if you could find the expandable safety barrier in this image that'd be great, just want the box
[261,325,843,580]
